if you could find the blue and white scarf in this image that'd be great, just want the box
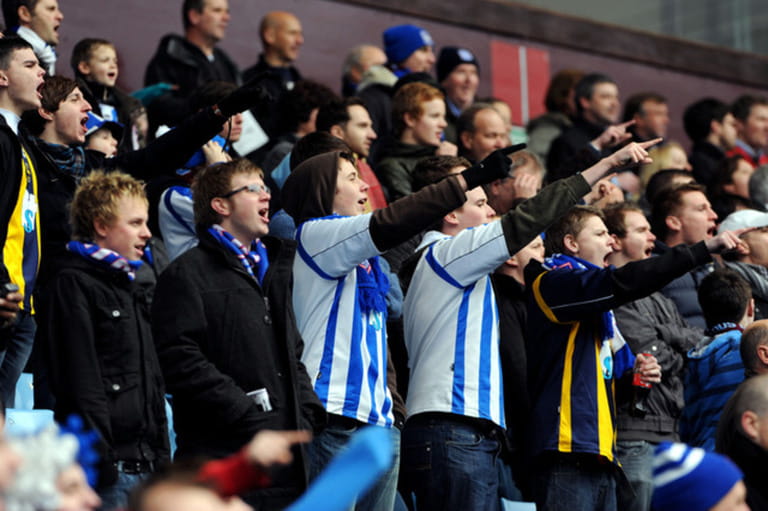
[66,241,143,281]
[208,224,269,285]
[543,253,635,379]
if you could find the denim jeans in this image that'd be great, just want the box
[401,415,501,511]
[0,311,35,408]
[98,470,148,511]
[616,440,655,511]
[534,454,617,511]
[308,420,399,511]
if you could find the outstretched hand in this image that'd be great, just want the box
[216,73,273,118]
[244,429,312,468]
[606,138,663,171]
[460,143,527,190]
[592,120,636,151]
[705,228,750,254]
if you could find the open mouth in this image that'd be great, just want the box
[80,116,89,134]
[36,82,44,99]
[644,246,654,257]
[258,207,270,222]
[357,197,368,207]
[707,225,717,237]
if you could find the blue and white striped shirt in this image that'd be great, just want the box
[404,223,510,428]
[293,213,394,427]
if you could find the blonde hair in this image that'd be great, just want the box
[69,170,147,242]
[639,141,690,188]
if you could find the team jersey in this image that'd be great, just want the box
[293,213,393,427]
[3,146,40,311]
[404,223,510,428]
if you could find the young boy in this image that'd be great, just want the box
[526,205,742,511]
[38,171,169,511]
[84,112,121,157]
[376,81,457,200]
[71,38,145,152]
[0,36,46,407]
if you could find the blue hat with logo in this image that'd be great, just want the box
[383,24,434,65]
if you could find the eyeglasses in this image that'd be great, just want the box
[220,183,271,198]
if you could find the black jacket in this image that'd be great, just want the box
[243,54,302,139]
[38,253,169,473]
[546,117,608,182]
[144,34,241,129]
[690,140,726,187]
[151,231,325,495]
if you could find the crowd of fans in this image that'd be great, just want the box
[1,0,768,510]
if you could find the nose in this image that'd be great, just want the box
[297,33,305,46]
[486,204,497,218]
[426,48,436,66]
[56,8,63,21]
[141,224,151,240]
[360,179,370,193]
[82,100,92,112]
[368,127,377,140]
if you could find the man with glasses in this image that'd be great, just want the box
[151,158,325,511]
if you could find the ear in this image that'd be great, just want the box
[741,410,761,443]
[37,107,54,122]
[93,218,110,239]
[210,196,230,217]
[757,344,768,368]
[460,130,473,151]
[563,233,579,255]
[747,298,756,320]
[0,69,8,87]
[665,215,682,233]
[403,111,418,130]
[187,8,203,28]
[722,182,737,195]
[610,233,622,251]
[578,96,590,113]
[262,26,276,46]
[505,256,519,268]
[17,5,32,24]
[77,61,91,76]
[329,124,345,140]
[443,211,459,227]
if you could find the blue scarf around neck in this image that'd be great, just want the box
[208,224,269,285]
[66,241,143,280]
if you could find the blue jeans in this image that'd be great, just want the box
[616,440,655,511]
[534,454,617,511]
[401,415,501,511]
[98,470,147,511]
[0,311,35,408]
[308,419,399,511]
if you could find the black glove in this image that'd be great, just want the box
[216,73,273,118]
[460,143,527,190]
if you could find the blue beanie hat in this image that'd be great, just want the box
[383,24,433,65]
[652,442,743,511]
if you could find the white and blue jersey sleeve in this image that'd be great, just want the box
[293,213,394,427]
[404,222,511,428]
[158,186,198,261]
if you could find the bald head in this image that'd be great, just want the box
[741,319,768,377]
[716,373,768,453]
[343,45,387,86]
[260,11,303,66]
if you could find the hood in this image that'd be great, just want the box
[282,151,340,225]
